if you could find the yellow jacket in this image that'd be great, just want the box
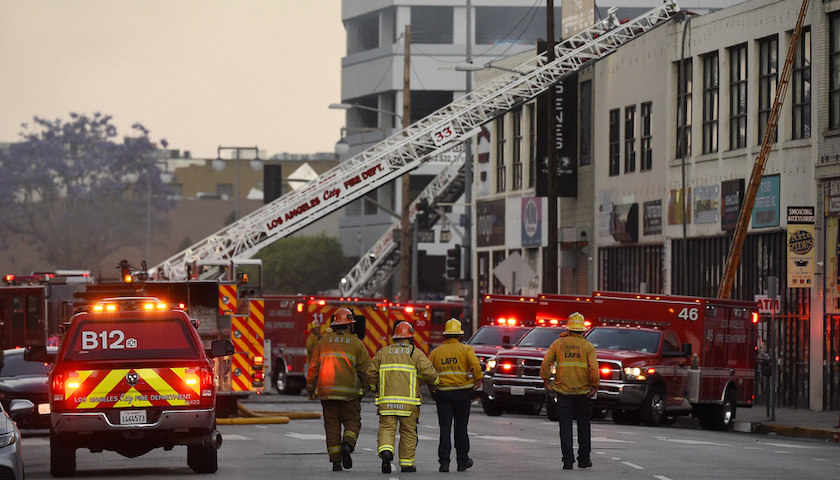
[429,338,483,391]
[369,340,439,416]
[306,330,371,400]
[540,332,599,395]
[305,332,321,364]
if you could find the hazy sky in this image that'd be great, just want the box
[0,1,345,159]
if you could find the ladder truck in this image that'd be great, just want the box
[152,2,682,285]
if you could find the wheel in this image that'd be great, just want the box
[612,409,640,425]
[272,362,288,394]
[50,433,76,477]
[640,386,666,426]
[591,408,608,420]
[481,395,504,416]
[188,444,219,474]
[546,395,559,421]
[699,388,736,431]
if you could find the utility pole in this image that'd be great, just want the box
[464,0,474,330]
[544,0,558,294]
[399,25,413,302]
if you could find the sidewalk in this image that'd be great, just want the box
[733,406,840,442]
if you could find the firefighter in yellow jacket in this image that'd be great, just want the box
[540,312,599,470]
[306,308,371,472]
[369,321,440,473]
[428,318,483,472]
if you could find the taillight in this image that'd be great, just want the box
[51,370,79,410]
[199,366,215,398]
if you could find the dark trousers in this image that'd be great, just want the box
[435,389,472,466]
[321,398,362,463]
[556,393,592,465]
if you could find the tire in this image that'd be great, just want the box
[481,396,504,416]
[50,433,76,478]
[699,388,736,431]
[612,409,640,425]
[272,362,288,394]
[188,444,219,474]
[592,408,608,420]
[640,386,666,426]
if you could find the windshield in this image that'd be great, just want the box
[63,317,200,361]
[515,327,566,349]
[468,326,531,346]
[0,350,53,377]
[586,328,661,353]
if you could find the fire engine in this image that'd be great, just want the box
[588,291,758,430]
[263,296,431,395]
[480,294,595,418]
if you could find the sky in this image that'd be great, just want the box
[0,1,346,159]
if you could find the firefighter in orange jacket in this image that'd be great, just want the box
[306,308,371,472]
[540,312,599,470]
[368,321,440,474]
[428,318,483,472]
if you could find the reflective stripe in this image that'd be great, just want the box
[328,445,341,454]
[399,458,415,466]
[379,409,413,416]
[344,431,358,440]
[378,446,394,454]
[324,351,357,362]
[438,384,473,391]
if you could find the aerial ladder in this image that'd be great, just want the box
[152,2,682,282]
[717,0,810,298]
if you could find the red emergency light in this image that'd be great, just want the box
[296,303,304,313]
[751,312,759,323]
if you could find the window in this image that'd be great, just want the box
[792,27,811,139]
[702,52,719,154]
[832,16,840,130]
[609,109,620,176]
[758,36,778,144]
[512,109,523,190]
[528,105,536,188]
[580,80,593,166]
[641,102,653,171]
[729,44,748,149]
[624,106,636,173]
[496,116,506,192]
[676,59,692,159]
[411,7,453,44]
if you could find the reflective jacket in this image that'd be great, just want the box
[429,338,483,391]
[540,332,599,395]
[306,330,371,400]
[369,340,439,416]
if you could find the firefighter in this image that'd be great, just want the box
[369,321,440,473]
[428,318,483,472]
[305,319,322,366]
[306,308,371,472]
[540,311,599,470]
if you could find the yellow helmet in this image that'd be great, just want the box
[567,312,587,332]
[444,318,464,335]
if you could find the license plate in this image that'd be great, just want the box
[510,386,525,396]
[120,410,147,424]
[37,403,51,415]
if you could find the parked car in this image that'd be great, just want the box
[0,347,55,429]
[0,398,34,480]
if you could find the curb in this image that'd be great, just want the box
[747,422,839,442]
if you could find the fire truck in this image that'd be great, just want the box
[407,299,464,349]
[588,291,759,430]
[480,294,595,418]
[263,295,431,395]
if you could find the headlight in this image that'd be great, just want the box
[486,359,497,371]
[624,367,646,381]
[0,432,16,448]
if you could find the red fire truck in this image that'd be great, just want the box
[406,300,464,350]
[264,296,431,395]
[587,291,759,430]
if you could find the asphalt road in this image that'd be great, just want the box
[18,397,840,479]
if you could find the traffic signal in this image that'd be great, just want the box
[445,246,461,280]
[118,259,132,283]
[416,198,430,230]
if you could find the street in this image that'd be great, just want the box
[17,397,840,479]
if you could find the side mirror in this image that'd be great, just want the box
[208,339,234,358]
[354,315,366,341]
[7,399,34,422]
[24,346,56,364]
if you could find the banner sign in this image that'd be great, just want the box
[787,206,815,288]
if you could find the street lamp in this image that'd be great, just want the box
[329,103,403,124]
[212,146,262,221]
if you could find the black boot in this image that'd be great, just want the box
[380,450,393,474]
[332,461,342,471]
[340,442,353,469]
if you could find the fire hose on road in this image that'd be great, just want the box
[215,402,322,425]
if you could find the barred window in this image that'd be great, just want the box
[624,105,636,173]
[609,109,620,176]
[676,59,692,159]
[512,109,523,190]
[758,35,778,144]
[729,44,748,149]
[792,27,811,139]
[702,52,719,154]
[641,102,652,171]
[496,116,506,192]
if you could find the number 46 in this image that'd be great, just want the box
[678,307,699,322]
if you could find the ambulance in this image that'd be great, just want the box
[587,291,758,430]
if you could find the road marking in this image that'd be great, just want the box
[622,461,644,469]
[473,435,539,443]
[285,432,324,441]
[221,434,251,440]
[592,436,634,443]
[22,438,49,447]
[653,437,730,446]
[759,442,816,449]
[653,476,673,480]
[773,451,791,454]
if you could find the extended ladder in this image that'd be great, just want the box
[153,2,681,281]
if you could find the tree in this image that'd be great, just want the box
[0,113,174,271]
[257,234,355,295]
